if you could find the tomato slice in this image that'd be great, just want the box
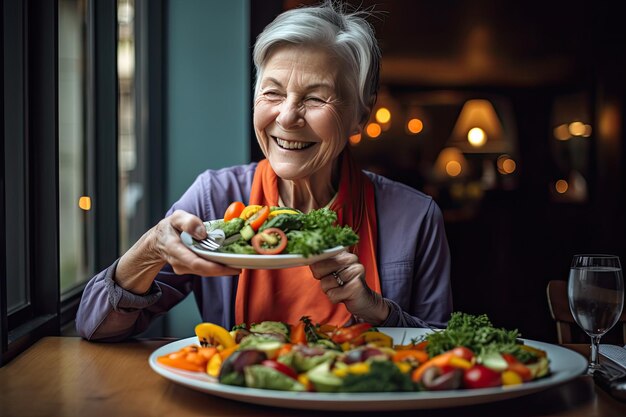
[251,227,287,254]
[261,359,298,380]
[223,201,245,221]
[248,206,270,231]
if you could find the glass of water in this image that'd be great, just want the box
[568,254,624,374]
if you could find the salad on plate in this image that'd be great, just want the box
[155,312,550,393]
[196,201,358,258]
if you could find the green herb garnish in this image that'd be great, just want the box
[426,312,536,363]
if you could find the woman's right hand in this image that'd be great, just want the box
[115,209,242,294]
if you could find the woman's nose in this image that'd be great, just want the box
[275,98,305,129]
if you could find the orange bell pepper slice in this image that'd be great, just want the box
[392,349,429,364]
[290,321,307,344]
[219,344,239,361]
[248,205,270,231]
[330,323,373,344]
[502,353,533,381]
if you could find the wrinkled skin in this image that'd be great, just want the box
[115,210,241,294]
[253,44,362,212]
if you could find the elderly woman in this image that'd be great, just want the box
[76,1,452,341]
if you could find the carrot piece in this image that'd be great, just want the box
[411,351,456,382]
[157,355,205,372]
[392,349,429,364]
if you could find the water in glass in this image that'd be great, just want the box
[568,255,624,374]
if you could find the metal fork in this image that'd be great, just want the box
[193,229,225,251]
[193,236,221,251]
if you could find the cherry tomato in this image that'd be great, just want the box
[451,346,475,361]
[248,205,270,231]
[463,365,502,389]
[261,359,298,380]
[251,227,287,254]
[223,201,245,221]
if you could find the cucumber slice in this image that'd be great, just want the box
[307,362,343,392]
[252,341,284,359]
[240,224,255,241]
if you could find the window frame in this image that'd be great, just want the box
[1,0,123,364]
[1,0,60,365]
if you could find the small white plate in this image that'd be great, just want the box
[180,222,347,269]
[149,328,588,411]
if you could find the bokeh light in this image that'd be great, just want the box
[79,196,92,211]
[407,118,424,134]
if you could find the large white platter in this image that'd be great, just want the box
[149,328,587,411]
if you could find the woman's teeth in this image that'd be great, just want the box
[275,138,314,150]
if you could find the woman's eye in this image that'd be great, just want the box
[305,97,326,105]
[263,91,283,100]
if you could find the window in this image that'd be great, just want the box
[1,0,124,364]
[59,0,90,296]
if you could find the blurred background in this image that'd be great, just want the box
[9,0,622,349]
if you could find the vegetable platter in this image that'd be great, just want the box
[149,313,588,411]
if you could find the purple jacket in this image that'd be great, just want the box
[76,163,452,341]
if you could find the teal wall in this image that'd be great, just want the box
[167,0,250,200]
[165,0,250,337]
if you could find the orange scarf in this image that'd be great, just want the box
[234,149,381,326]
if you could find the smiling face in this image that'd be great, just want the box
[253,44,362,182]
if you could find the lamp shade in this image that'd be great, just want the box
[449,99,508,153]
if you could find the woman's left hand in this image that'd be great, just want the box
[309,251,390,325]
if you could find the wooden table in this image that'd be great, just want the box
[1,337,626,417]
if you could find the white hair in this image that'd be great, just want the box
[253,0,381,117]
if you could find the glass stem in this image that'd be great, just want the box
[590,335,602,368]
